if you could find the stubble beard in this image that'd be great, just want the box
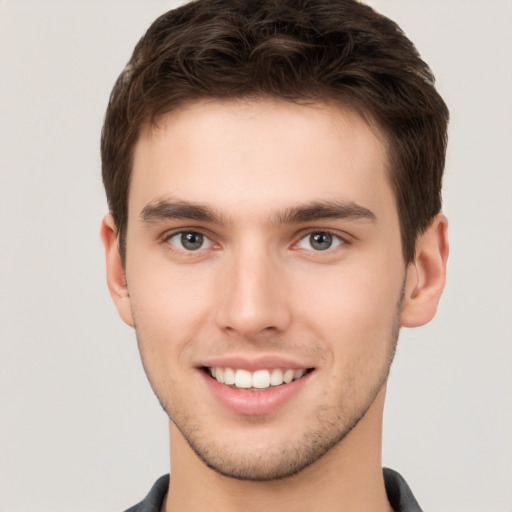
[135,284,404,482]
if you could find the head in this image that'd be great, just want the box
[100,0,449,482]
[101,0,448,266]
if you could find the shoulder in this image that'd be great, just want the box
[383,468,423,512]
[123,474,170,512]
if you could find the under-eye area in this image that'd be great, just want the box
[202,367,314,390]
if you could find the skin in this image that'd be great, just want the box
[102,98,448,512]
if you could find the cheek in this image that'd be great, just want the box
[126,259,215,351]
[292,255,404,354]
[297,268,400,324]
[127,267,213,405]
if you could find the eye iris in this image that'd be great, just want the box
[181,232,203,250]
[310,232,332,250]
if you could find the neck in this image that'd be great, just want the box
[164,387,393,512]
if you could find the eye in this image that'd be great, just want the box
[167,231,213,251]
[297,231,344,251]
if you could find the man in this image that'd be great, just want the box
[100,0,449,510]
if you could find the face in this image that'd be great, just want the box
[120,98,408,480]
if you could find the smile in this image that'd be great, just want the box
[207,367,310,390]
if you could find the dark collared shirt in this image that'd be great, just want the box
[124,468,422,512]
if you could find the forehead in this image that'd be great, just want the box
[130,98,394,222]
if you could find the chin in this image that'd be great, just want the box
[169,400,371,482]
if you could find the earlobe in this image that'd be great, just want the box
[100,214,134,327]
[401,214,449,328]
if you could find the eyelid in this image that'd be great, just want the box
[159,226,352,253]
[162,228,216,251]
[293,229,350,251]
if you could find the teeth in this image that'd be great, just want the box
[270,368,284,386]
[208,367,308,389]
[234,369,252,389]
[252,370,270,389]
[294,369,305,379]
[283,369,294,383]
[215,367,224,384]
[224,367,235,385]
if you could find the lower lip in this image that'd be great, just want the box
[200,370,312,416]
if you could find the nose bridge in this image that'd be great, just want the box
[216,238,290,337]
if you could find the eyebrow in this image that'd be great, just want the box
[140,198,376,225]
[273,200,377,224]
[140,199,222,224]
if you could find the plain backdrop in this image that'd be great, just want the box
[0,1,511,511]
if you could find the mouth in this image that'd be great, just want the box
[203,366,313,391]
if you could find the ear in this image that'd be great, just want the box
[401,214,449,327]
[100,214,134,327]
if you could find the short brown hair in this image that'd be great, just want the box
[101,0,449,263]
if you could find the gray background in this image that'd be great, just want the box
[0,1,511,510]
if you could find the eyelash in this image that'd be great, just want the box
[162,230,216,253]
[161,228,349,255]
[294,230,346,252]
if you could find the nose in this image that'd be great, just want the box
[215,243,291,339]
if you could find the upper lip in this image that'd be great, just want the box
[197,354,314,372]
